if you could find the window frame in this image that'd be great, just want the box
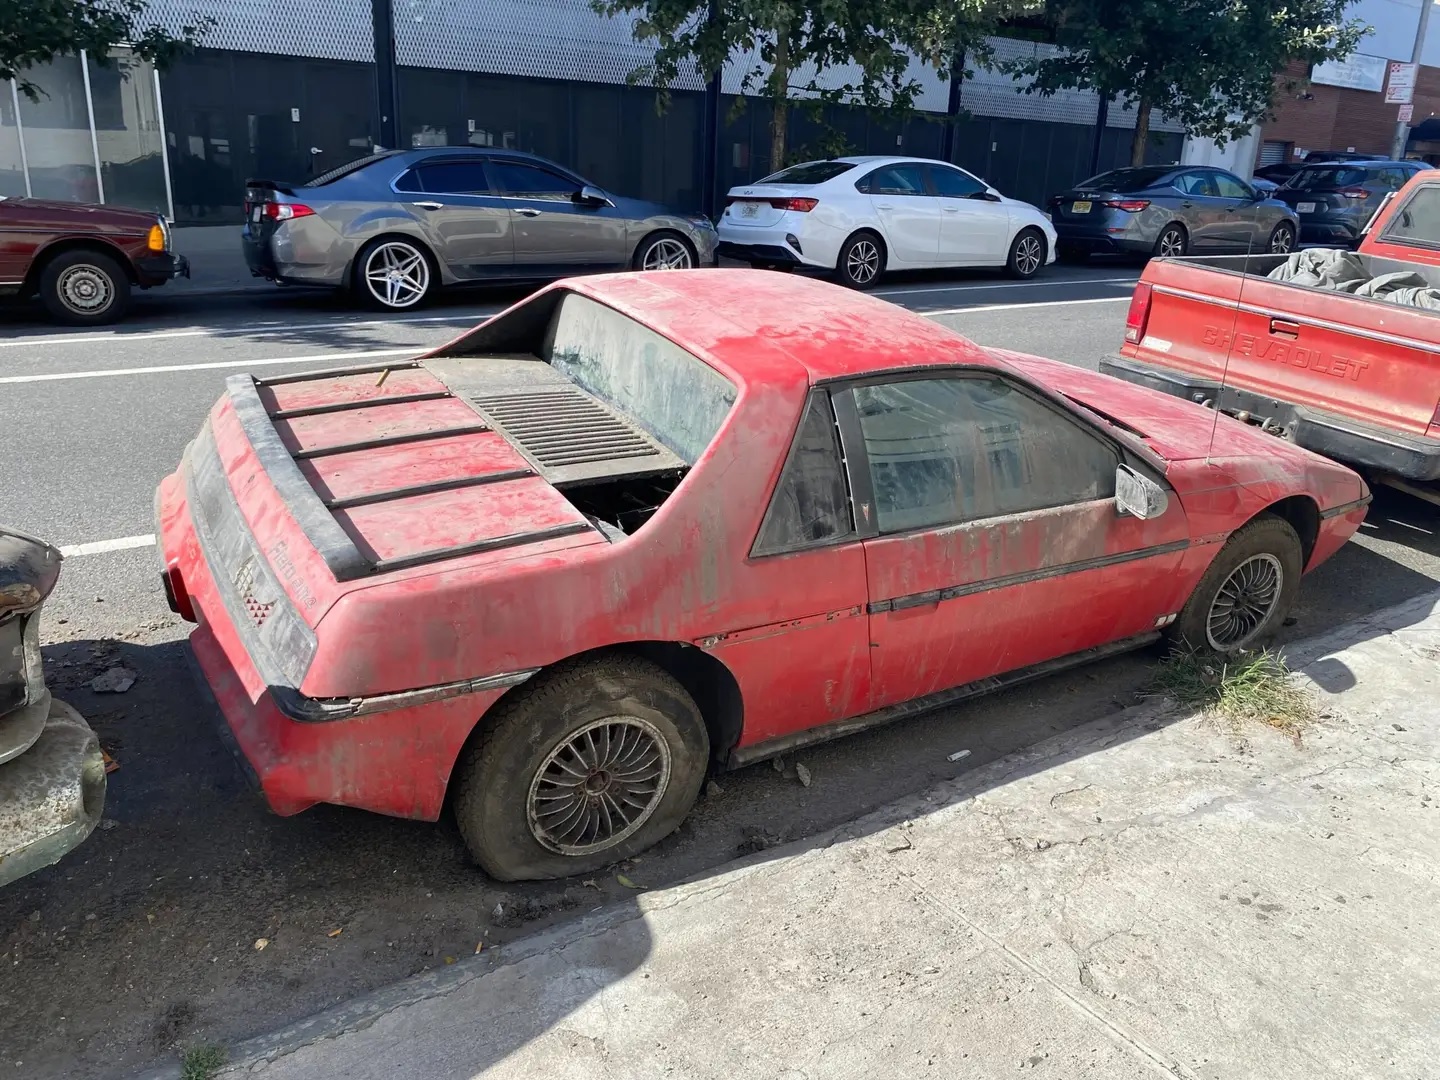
[926,164,988,199]
[487,158,583,198]
[1211,171,1254,201]
[411,158,495,196]
[749,390,859,558]
[824,366,1155,541]
[855,163,930,197]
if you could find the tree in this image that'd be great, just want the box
[1,0,210,101]
[1006,0,1368,166]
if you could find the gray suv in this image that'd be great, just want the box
[242,148,718,310]
[1273,159,1433,247]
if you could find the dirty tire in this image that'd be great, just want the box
[39,249,131,326]
[835,230,885,289]
[452,655,710,882]
[1168,514,1303,656]
[1005,227,1047,279]
[1153,224,1188,259]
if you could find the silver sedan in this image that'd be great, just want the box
[241,148,718,310]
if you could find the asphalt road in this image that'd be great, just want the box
[4,261,1440,1079]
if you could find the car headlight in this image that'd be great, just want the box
[688,215,716,231]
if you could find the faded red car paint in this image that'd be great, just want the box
[155,270,1367,866]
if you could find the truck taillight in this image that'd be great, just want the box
[770,197,818,212]
[264,202,315,221]
[1124,282,1153,345]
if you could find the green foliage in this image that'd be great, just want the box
[1007,0,1369,159]
[0,0,211,100]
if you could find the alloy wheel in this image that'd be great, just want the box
[57,264,114,316]
[641,237,693,270]
[1159,229,1186,258]
[1014,234,1044,276]
[1205,553,1283,651]
[363,242,430,309]
[1270,226,1296,254]
[526,716,673,856]
[846,239,880,285]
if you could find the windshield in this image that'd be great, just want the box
[543,293,737,464]
[754,161,856,185]
[1079,167,1173,193]
[1284,166,1369,191]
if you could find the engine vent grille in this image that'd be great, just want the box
[465,386,684,486]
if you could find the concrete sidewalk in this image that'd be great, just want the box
[177,594,1440,1080]
[169,225,269,296]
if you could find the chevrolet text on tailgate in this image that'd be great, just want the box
[157,270,1368,881]
[1101,170,1440,502]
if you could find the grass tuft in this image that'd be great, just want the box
[1150,649,1315,742]
[180,1044,227,1080]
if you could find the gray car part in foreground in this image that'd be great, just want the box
[241,147,719,311]
[0,527,105,888]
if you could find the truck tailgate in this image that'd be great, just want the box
[1134,257,1440,435]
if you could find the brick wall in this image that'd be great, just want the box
[1257,58,1440,164]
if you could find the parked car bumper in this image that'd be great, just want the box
[1053,219,1153,255]
[155,460,504,823]
[1099,353,1440,481]
[133,252,190,288]
[716,216,843,270]
[1296,211,1367,247]
[242,225,349,287]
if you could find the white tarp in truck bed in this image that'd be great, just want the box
[1267,248,1440,310]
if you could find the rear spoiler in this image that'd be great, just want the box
[243,178,299,197]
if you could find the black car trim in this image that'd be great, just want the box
[1320,495,1374,520]
[291,423,491,460]
[272,667,540,723]
[367,521,594,575]
[866,540,1190,615]
[323,469,534,511]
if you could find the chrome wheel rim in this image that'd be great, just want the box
[1206,553,1283,651]
[527,716,672,856]
[1270,226,1295,254]
[58,265,113,314]
[846,239,880,284]
[642,237,692,270]
[1159,230,1186,258]
[364,242,430,308]
[1015,234,1043,276]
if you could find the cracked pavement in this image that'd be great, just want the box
[187,591,1440,1080]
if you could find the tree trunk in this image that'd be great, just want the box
[770,31,789,171]
[1130,97,1152,167]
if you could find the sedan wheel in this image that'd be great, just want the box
[1155,225,1188,259]
[1168,515,1302,656]
[39,250,132,326]
[1006,229,1046,279]
[1269,223,1297,255]
[636,234,694,271]
[837,232,885,289]
[359,240,432,310]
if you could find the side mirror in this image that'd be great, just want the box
[575,185,613,208]
[1115,464,1169,520]
[967,190,1002,202]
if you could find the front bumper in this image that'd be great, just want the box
[133,252,190,287]
[0,694,106,888]
[1099,353,1440,481]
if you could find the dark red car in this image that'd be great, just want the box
[0,195,189,325]
[156,271,1367,881]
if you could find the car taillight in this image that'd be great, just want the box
[1338,188,1369,199]
[264,202,315,221]
[1104,199,1151,212]
[770,197,818,212]
[1124,282,1153,345]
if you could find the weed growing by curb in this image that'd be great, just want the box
[1150,649,1316,743]
[181,1043,226,1080]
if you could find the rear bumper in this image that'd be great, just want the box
[133,252,190,287]
[154,462,510,822]
[1099,353,1440,481]
[717,241,805,266]
[1052,221,1152,255]
[242,227,347,287]
[1298,217,1362,246]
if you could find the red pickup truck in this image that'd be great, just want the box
[1100,171,1440,499]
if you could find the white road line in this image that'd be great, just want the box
[874,276,1137,298]
[926,296,1131,317]
[0,312,497,349]
[60,534,155,557]
[0,347,416,385]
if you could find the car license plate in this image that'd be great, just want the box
[739,201,761,218]
[251,206,263,223]
[1297,202,1316,214]
[1071,200,1092,214]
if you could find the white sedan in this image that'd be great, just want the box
[716,155,1058,288]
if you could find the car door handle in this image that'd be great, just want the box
[515,208,542,218]
[1181,201,1194,209]
[1269,318,1301,339]
[875,203,894,210]
[943,206,959,213]
[410,201,442,211]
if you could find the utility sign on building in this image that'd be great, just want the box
[1386,61,1418,104]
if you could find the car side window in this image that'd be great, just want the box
[1212,172,1252,199]
[414,161,492,195]
[929,166,986,199]
[860,164,928,197]
[394,169,423,193]
[753,392,854,556]
[1177,172,1218,197]
[851,376,1119,535]
[1381,185,1440,246]
[489,161,578,198]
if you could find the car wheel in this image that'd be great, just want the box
[355,237,434,311]
[835,231,885,289]
[633,231,695,271]
[1268,222,1297,255]
[1168,514,1303,656]
[452,655,710,882]
[38,249,132,326]
[1006,227,1047,279]
[1153,224,1188,259]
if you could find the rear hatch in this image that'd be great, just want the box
[1274,166,1376,218]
